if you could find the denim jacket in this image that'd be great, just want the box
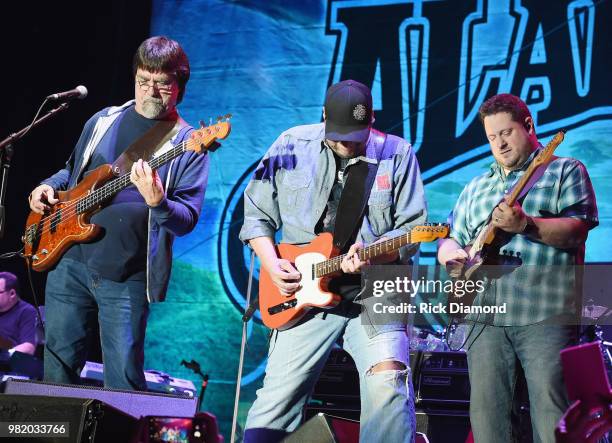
[240,123,426,250]
[239,123,427,334]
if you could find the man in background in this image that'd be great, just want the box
[0,271,37,355]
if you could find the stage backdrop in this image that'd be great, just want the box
[145,0,611,438]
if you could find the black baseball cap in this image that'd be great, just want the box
[324,79,372,143]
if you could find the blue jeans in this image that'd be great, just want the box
[466,323,577,443]
[44,258,149,390]
[244,304,415,443]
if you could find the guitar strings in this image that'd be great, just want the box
[313,233,412,278]
[28,137,195,240]
[37,141,187,233]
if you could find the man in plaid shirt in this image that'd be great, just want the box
[438,94,598,443]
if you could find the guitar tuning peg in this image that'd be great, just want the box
[224,113,232,120]
[208,117,213,126]
[199,120,206,128]
[216,115,223,122]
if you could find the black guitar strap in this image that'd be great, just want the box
[111,118,185,176]
[332,131,387,252]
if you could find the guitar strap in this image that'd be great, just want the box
[513,151,555,202]
[111,118,186,176]
[332,131,387,252]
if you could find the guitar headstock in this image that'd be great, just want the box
[532,129,565,168]
[410,223,450,243]
[188,114,232,154]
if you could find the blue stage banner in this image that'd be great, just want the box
[146,1,612,438]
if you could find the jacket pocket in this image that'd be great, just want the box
[280,171,312,208]
[367,190,393,235]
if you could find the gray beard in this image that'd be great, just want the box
[141,99,166,119]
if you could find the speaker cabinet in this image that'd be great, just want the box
[283,413,359,443]
[416,410,470,443]
[0,394,136,443]
[2,378,197,418]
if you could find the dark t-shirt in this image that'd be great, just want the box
[315,148,361,299]
[316,152,349,235]
[64,106,159,281]
[0,300,37,348]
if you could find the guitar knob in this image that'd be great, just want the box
[41,249,49,255]
[32,255,39,261]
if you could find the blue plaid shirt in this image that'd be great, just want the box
[450,149,598,326]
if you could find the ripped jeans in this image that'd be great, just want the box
[244,303,415,443]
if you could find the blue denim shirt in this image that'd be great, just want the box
[239,123,427,258]
[239,123,427,335]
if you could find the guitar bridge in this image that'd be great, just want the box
[268,299,298,315]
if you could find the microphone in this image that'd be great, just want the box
[47,85,88,101]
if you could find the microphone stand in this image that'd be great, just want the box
[230,249,256,443]
[180,359,209,410]
[0,102,71,239]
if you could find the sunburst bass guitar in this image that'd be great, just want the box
[23,118,231,271]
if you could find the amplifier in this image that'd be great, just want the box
[312,349,421,406]
[311,349,360,405]
[80,361,197,397]
[416,410,471,443]
[415,351,470,407]
[0,394,137,442]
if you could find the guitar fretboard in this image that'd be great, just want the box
[505,131,564,206]
[75,140,190,213]
[313,232,413,278]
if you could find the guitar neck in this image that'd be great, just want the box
[471,131,565,250]
[505,165,536,206]
[314,231,412,278]
[77,140,189,213]
[506,132,564,205]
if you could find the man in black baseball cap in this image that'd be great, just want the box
[324,79,373,144]
[241,78,425,443]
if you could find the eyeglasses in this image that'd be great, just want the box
[136,76,176,94]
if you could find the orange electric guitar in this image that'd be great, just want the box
[23,118,231,271]
[259,223,450,330]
